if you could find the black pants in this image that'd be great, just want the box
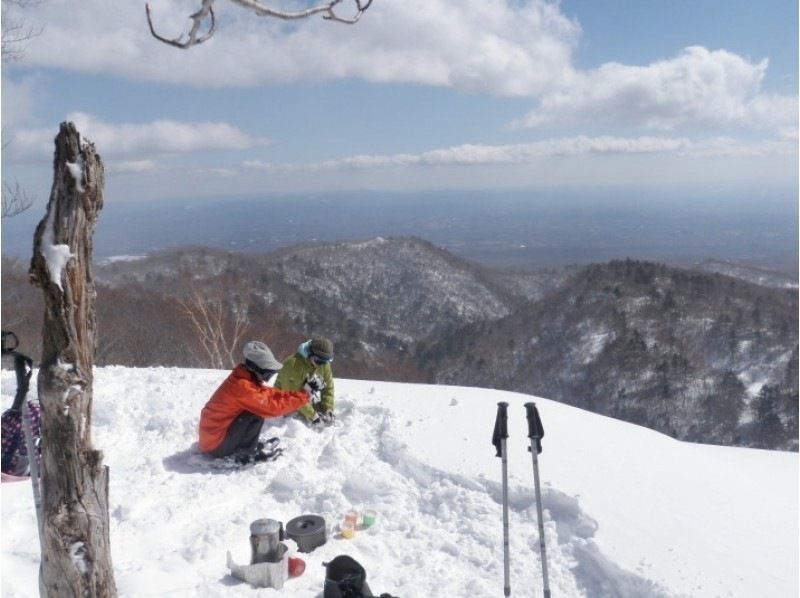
[210,411,264,458]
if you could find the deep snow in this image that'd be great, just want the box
[1,367,797,597]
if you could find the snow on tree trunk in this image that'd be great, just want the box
[29,121,117,597]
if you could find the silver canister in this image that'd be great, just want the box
[249,519,282,564]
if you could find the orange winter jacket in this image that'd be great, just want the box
[199,365,309,452]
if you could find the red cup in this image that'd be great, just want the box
[289,557,306,578]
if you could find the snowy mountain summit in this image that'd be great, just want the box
[2,368,797,597]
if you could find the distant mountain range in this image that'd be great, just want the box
[2,236,796,451]
[3,189,797,274]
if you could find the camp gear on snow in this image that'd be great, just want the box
[227,518,290,589]
[323,555,371,598]
[362,509,377,528]
[250,519,285,563]
[1,332,39,476]
[1,331,40,480]
[1,384,40,476]
[285,514,327,553]
[493,401,511,597]
[525,402,551,598]
[227,549,288,589]
[323,555,397,598]
[344,509,359,528]
[288,556,306,577]
[243,340,283,371]
[341,522,355,539]
[1,331,44,543]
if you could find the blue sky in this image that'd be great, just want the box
[1,0,797,203]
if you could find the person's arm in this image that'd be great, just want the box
[296,402,317,421]
[237,383,309,419]
[320,364,335,413]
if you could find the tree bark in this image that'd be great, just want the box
[29,121,117,597]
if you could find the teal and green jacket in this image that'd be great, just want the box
[275,341,334,420]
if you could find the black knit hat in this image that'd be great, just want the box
[310,337,334,361]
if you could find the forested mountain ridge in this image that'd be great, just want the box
[426,259,798,450]
[3,239,796,450]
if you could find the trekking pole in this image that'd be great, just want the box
[15,352,44,541]
[492,401,511,597]
[524,402,550,598]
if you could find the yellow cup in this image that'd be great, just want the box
[341,522,355,539]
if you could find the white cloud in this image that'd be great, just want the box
[1,75,40,127]
[6,1,796,136]
[15,0,579,95]
[245,134,799,172]
[516,47,798,131]
[111,160,158,173]
[9,112,267,161]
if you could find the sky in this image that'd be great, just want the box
[0,0,797,203]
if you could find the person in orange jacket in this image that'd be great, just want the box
[199,340,310,464]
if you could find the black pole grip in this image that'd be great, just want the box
[492,401,509,457]
[10,353,33,412]
[1,331,19,355]
[524,402,544,454]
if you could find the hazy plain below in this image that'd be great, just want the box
[3,187,797,276]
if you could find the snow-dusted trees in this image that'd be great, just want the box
[146,0,373,48]
[177,274,251,369]
[29,122,117,597]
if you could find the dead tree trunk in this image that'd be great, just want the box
[29,122,117,597]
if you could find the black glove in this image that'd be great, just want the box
[306,414,324,428]
[305,374,324,392]
[319,411,335,425]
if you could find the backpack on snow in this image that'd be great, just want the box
[1,332,41,477]
[323,555,398,598]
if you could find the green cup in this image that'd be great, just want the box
[362,509,377,528]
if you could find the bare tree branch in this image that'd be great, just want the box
[177,276,251,368]
[1,0,43,62]
[145,0,216,49]
[146,0,373,49]
[2,180,35,219]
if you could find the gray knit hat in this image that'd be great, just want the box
[243,341,283,370]
[310,337,334,361]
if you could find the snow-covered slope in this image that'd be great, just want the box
[2,368,797,597]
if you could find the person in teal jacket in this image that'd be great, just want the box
[275,337,335,426]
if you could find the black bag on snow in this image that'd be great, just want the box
[323,555,398,598]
